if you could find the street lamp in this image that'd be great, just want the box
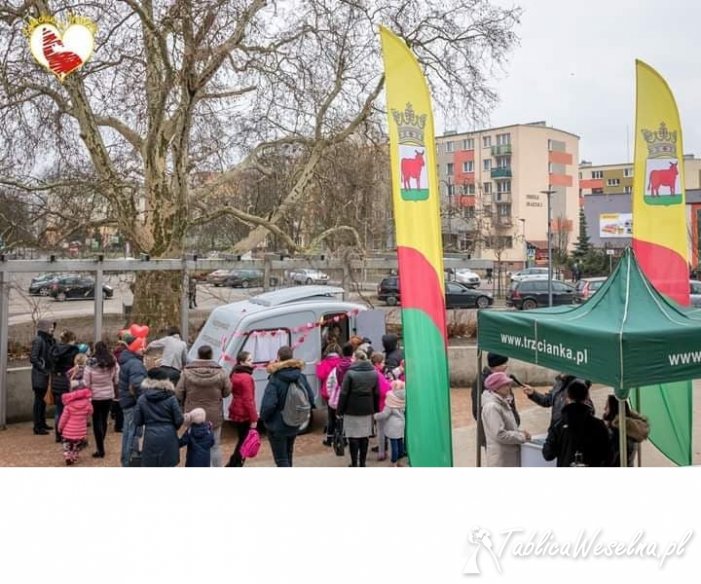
[541,188,557,307]
[518,218,526,269]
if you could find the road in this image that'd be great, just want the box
[7,272,495,327]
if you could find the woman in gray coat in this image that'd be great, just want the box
[134,367,185,467]
[338,350,380,467]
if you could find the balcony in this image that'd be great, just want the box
[491,167,512,179]
[494,192,511,204]
[494,215,512,227]
[491,144,512,156]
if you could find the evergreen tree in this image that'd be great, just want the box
[573,208,591,259]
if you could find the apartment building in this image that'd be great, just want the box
[579,155,701,196]
[435,121,580,266]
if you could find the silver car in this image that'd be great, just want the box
[453,268,481,288]
[288,268,330,285]
[510,267,550,283]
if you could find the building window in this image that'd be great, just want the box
[547,139,553,151]
[592,188,604,194]
[463,138,474,150]
[607,178,620,187]
[496,133,511,145]
[462,160,474,173]
[624,185,632,194]
[446,141,454,153]
[498,204,511,216]
[446,162,454,175]
[482,136,492,148]
[496,180,511,193]
[467,183,476,195]
[592,170,603,179]
[497,156,511,168]
[483,159,491,171]
[624,168,634,177]
[482,182,492,194]
[463,206,475,219]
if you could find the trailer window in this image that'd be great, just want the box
[321,313,349,356]
[242,329,291,364]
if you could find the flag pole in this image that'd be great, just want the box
[635,387,642,467]
[476,349,483,467]
[618,396,628,467]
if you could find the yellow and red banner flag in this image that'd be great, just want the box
[632,59,692,466]
[379,26,452,467]
[632,59,689,304]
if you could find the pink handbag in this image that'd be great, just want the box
[240,429,261,459]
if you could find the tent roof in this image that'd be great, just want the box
[478,248,701,395]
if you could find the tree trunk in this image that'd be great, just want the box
[130,270,182,335]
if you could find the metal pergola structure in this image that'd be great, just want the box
[0,253,489,428]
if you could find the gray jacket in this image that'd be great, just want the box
[149,335,189,371]
[481,391,527,467]
[374,389,405,439]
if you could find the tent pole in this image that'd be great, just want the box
[635,387,642,467]
[476,349,483,468]
[618,396,628,468]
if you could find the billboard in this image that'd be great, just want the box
[599,212,633,238]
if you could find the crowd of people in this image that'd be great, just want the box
[471,352,651,467]
[28,318,407,468]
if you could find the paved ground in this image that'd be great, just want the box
[1,384,698,467]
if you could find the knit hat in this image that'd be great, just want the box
[128,337,146,353]
[146,367,170,381]
[487,353,508,368]
[484,371,513,391]
[189,408,207,424]
[37,319,52,333]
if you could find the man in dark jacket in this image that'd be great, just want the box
[337,350,381,467]
[29,319,55,435]
[382,334,403,372]
[543,380,610,467]
[471,353,520,447]
[523,373,594,429]
[117,337,147,467]
[259,346,314,467]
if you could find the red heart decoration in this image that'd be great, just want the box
[333,316,340,322]
[271,331,277,337]
[42,28,83,77]
[129,323,149,338]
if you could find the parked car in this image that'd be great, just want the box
[288,268,330,285]
[506,279,575,310]
[224,268,264,288]
[446,268,481,288]
[510,267,550,283]
[50,275,114,301]
[206,269,233,286]
[378,276,492,309]
[28,273,61,296]
[690,280,701,308]
[574,277,607,303]
[445,282,493,309]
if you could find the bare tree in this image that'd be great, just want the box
[1,0,521,328]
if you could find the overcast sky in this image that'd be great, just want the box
[441,0,701,165]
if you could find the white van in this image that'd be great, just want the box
[189,286,385,432]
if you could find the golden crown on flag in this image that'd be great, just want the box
[392,103,426,145]
[642,122,677,159]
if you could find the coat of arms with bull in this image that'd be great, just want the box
[642,122,682,206]
[392,102,429,201]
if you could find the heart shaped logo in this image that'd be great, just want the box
[25,15,96,81]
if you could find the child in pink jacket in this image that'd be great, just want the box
[371,353,392,460]
[316,343,342,446]
[58,387,93,465]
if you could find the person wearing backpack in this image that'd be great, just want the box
[316,343,342,447]
[259,346,315,467]
[542,381,610,467]
[337,349,380,467]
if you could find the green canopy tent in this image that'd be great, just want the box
[476,247,699,467]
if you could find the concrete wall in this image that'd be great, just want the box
[5,348,559,424]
